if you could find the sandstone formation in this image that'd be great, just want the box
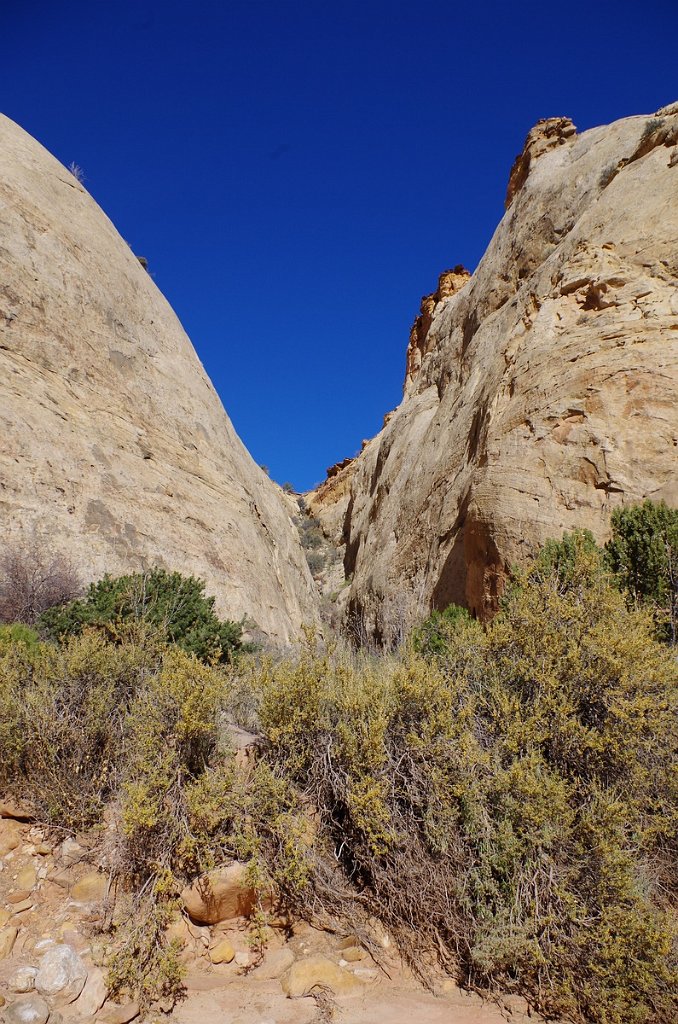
[312,103,678,637]
[0,114,316,644]
[404,265,471,393]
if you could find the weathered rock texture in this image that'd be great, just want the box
[322,103,678,637]
[0,114,317,643]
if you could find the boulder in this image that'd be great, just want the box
[58,839,84,868]
[97,1001,140,1024]
[0,819,22,856]
[181,862,256,925]
[8,890,31,904]
[280,956,365,998]
[16,866,37,891]
[5,994,50,1024]
[208,938,235,964]
[340,945,365,962]
[0,800,33,821]
[35,943,88,1004]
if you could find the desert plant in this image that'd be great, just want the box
[0,628,164,824]
[0,539,80,625]
[605,499,678,643]
[599,162,619,188]
[41,568,247,662]
[253,559,678,1022]
[410,603,474,657]
[305,550,326,575]
[68,160,85,182]
[641,117,665,142]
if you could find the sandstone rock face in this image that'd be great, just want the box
[336,104,678,636]
[405,266,471,393]
[0,114,316,644]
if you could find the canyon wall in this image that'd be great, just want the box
[316,104,678,638]
[0,114,317,644]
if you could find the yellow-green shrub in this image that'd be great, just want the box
[251,571,678,1023]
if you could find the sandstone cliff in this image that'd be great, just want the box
[0,114,317,643]
[318,103,678,639]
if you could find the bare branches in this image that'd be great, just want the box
[0,536,80,624]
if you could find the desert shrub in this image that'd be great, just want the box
[0,623,40,651]
[305,549,326,575]
[410,603,475,656]
[605,499,677,643]
[1,538,676,1020]
[67,160,85,182]
[0,628,163,825]
[252,564,678,1022]
[0,540,80,624]
[531,527,605,587]
[41,568,247,663]
[0,624,265,1008]
[641,117,665,142]
[599,162,619,188]
[298,524,324,550]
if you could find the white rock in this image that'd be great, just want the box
[35,943,88,1004]
[5,994,50,1024]
[309,106,678,634]
[33,938,55,953]
[8,967,38,993]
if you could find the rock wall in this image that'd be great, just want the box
[0,114,317,644]
[337,103,678,637]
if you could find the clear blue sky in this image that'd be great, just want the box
[2,1,676,490]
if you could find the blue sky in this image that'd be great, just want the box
[2,0,677,490]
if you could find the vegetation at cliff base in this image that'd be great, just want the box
[40,567,248,663]
[0,503,676,1021]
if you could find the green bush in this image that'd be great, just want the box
[0,628,164,825]
[410,602,474,656]
[605,499,677,643]
[0,623,40,651]
[40,568,248,663]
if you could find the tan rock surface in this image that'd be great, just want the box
[181,862,256,925]
[339,104,678,634]
[208,938,235,965]
[0,926,18,959]
[0,114,317,644]
[69,871,107,905]
[280,955,365,998]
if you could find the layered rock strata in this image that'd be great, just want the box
[317,103,678,637]
[0,114,317,643]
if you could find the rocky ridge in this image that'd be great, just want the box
[0,114,316,645]
[311,103,678,637]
